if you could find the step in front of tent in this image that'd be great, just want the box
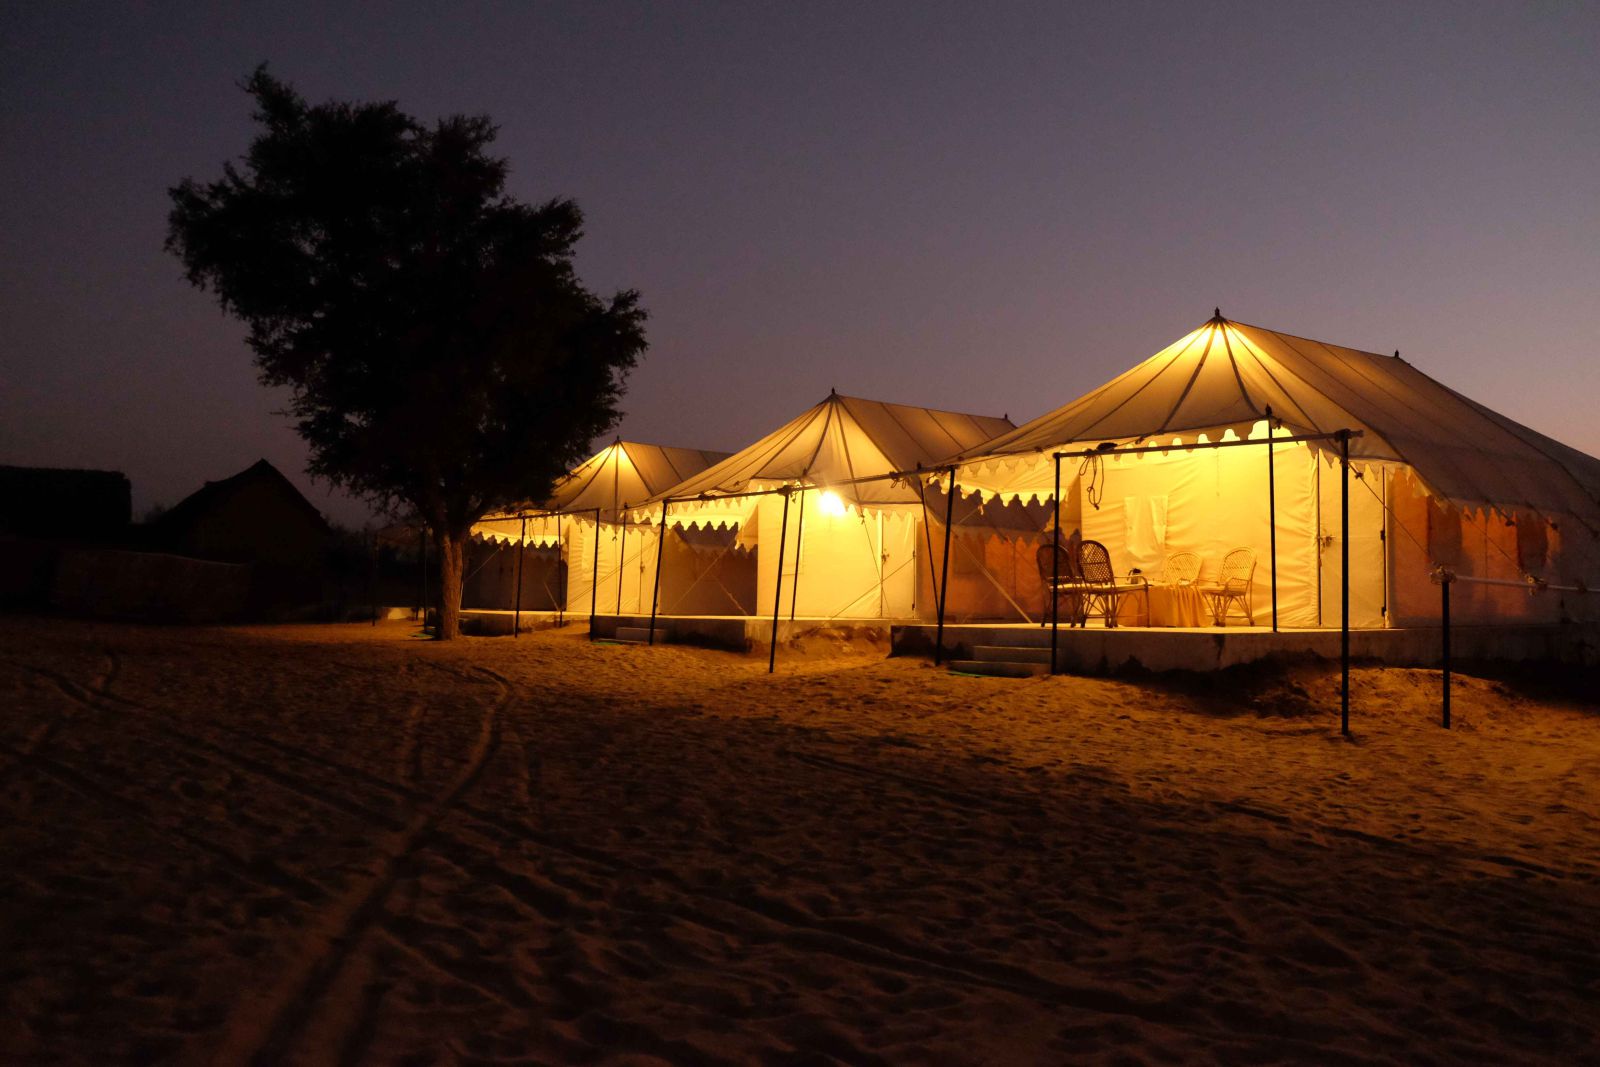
[949,658,1050,678]
[972,645,1052,665]
[610,625,664,645]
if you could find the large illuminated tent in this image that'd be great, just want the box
[471,441,728,615]
[952,312,1600,629]
[628,392,1015,621]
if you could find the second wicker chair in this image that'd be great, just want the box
[1200,548,1257,626]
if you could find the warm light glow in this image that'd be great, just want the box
[818,489,847,516]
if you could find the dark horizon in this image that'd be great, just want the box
[4,2,1598,527]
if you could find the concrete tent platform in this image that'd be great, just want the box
[894,621,1600,673]
[464,608,1597,670]
[589,613,893,652]
[459,609,587,636]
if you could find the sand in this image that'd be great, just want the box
[1,616,1597,1065]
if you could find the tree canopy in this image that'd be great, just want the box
[167,68,647,636]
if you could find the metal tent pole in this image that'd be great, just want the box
[1051,454,1062,674]
[556,512,565,626]
[589,507,601,640]
[1267,406,1279,632]
[648,501,668,645]
[1340,430,1351,736]
[768,487,792,674]
[514,515,525,637]
[616,519,627,616]
[789,488,807,621]
[1441,573,1452,729]
[934,466,957,666]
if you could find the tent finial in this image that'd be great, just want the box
[1394,349,1402,360]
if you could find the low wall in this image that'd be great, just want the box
[49,548,251,623]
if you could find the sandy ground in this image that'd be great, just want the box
[1,617,1598,1065]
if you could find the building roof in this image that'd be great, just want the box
[150,459,331,536]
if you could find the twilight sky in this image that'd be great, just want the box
[3,2,1597,527]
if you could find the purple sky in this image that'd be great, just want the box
[4,3,1597,528]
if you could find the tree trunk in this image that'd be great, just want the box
[435,528,466,640]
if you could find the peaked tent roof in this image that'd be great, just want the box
[542,440,730,515]
[647,392,1015,513]
[474,441,728,544]
[962,314,1600,528]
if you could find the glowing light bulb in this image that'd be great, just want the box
[818,490,847,516]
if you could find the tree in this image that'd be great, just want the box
[168,68,647,638]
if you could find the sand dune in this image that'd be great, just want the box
[1,616,1597,1064]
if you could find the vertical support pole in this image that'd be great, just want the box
[1051,454,1062,674]
[1340,430,1351,737]
[1267,406,1279,632]
[514,515,525,637]
[934,466,958,666]
[768,487,792,674]
[369,529,378,626]
[1441,575,1452,729]
[419,526,429,633]
[648,501,668,645]
[789,488,807,621]
[616,519,627,616]
[556,512,565,626]
[589,507,601,637]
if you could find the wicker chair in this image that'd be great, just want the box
[1036,538,1085,626]
[1200,548,1257,626]
[1159,552,1202,587]
[1038,539,1148,628]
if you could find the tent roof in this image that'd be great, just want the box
[474,440,728,544]
[541,440,730,514]
[650,392,1015,507]
[964,314,1600,525]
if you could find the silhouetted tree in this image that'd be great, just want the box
[168,68,646,638]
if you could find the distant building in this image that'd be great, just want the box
[144,459,332,611]
[0,465,131,540]
[0,465,134,608]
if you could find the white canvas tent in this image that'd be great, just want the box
[473,441,729,615]
[629,392,1016,620]
[953,313,1600,629]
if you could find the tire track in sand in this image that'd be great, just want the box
[210,662,511,1067]
[16,660,408,830]
[0,649,118,784]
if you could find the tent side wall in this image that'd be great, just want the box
[462,540,562,612]
[559,519,652,616]
[754,490,920,620]
[656,530,758,616]
[929,435,1389,628]
[1312,453,1388,629]
[1388,467,1600,626]
[921,494,1054,624]
[1073,441,1326,627]
[559,519,601,616]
